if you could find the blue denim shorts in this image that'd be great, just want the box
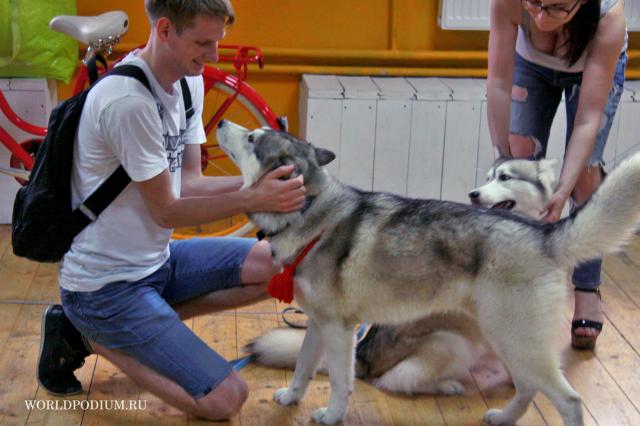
[510,51,627,288]
[510,51,627,166]
[60,237,256,398]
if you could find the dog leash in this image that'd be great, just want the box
[282,306,308,329]
[356,323,368,341]
[230,354,256,371]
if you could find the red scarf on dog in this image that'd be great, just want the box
[267,236,321,303]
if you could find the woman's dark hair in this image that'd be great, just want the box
[563,0,600,66]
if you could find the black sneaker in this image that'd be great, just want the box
[36,304,89,396]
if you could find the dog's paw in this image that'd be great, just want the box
[437,380,465,395]
[273,387,299,406]
[311,407,343,425]
[483,408,513,426]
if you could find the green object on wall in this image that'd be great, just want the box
[0,0,78,82]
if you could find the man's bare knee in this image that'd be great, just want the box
[240,240,280,284]
[195,372,248,420]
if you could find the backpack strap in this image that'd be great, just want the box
[107,64,152,92]
[86,54,109,86]
[71,166,131,228]
[180,78,194,120]
[109,66,192,120]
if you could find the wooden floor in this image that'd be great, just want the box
[1,224,640,426]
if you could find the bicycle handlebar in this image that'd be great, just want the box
[217,44,264,81]
[218,45,264,69]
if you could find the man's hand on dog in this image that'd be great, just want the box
[247,165,306,213]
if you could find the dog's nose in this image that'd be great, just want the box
[218,119,227,129]
[469,191,480,199]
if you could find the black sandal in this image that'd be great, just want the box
[571,288,603,350]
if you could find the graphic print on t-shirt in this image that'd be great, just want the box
[156,101,187,173]
[165,132,186,172]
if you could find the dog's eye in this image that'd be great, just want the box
[499,174,511,181]
[247,134,255,143]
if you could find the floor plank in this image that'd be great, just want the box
[0,305,44,425]
[434,370,488,426]
[0,224,11,258]
[470,357,546,426]
[560,288,640,426]
[236,314,291,426]
[25,264,96,426]
[384,391,444,426]
[0,247,39,302]
[189,312,237,426]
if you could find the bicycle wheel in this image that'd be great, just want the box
[171,68,280,240]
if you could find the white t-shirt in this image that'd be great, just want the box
[59,52,206,291]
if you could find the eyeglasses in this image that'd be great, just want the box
[521,0,582,19]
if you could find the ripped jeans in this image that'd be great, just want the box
[509,51,627,289]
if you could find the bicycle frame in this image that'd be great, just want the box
[202,66,279,134]
[0,90,47,170]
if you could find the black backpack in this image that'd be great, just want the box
[11,65,194,262]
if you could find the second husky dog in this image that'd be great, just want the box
[246,157,560,396]
[469,157,558,219]
[217,119,640,426]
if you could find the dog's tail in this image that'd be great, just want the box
[550,152,640,266]
[244,328,306,369]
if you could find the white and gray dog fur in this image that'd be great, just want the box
[217,119,640,426]
[244,157,559,397]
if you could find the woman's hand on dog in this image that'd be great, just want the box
[246,165,307,213]
[543,190,570,223]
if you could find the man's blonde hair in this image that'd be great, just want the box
[144,0,235,34]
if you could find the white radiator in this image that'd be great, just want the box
[438,0,640,31]
[627,0,640,31]
[300,75,640,203]
[438,0,490,30]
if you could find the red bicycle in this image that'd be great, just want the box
[0,11,284,239]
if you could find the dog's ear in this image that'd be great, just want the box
[315,147,336,166]
[538,159,559,188]
[538,159,558,175]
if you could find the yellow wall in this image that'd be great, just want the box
[68,0,640,136]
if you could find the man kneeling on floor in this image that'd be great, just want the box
[37,0,306,420]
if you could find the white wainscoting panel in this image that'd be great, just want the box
[372,77,415,194]
[339,99,377,190]
[439,79,485,202]
[299,75,344,177]
[406,78,451,199]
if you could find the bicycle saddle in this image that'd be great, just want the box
[49,11,129,46]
